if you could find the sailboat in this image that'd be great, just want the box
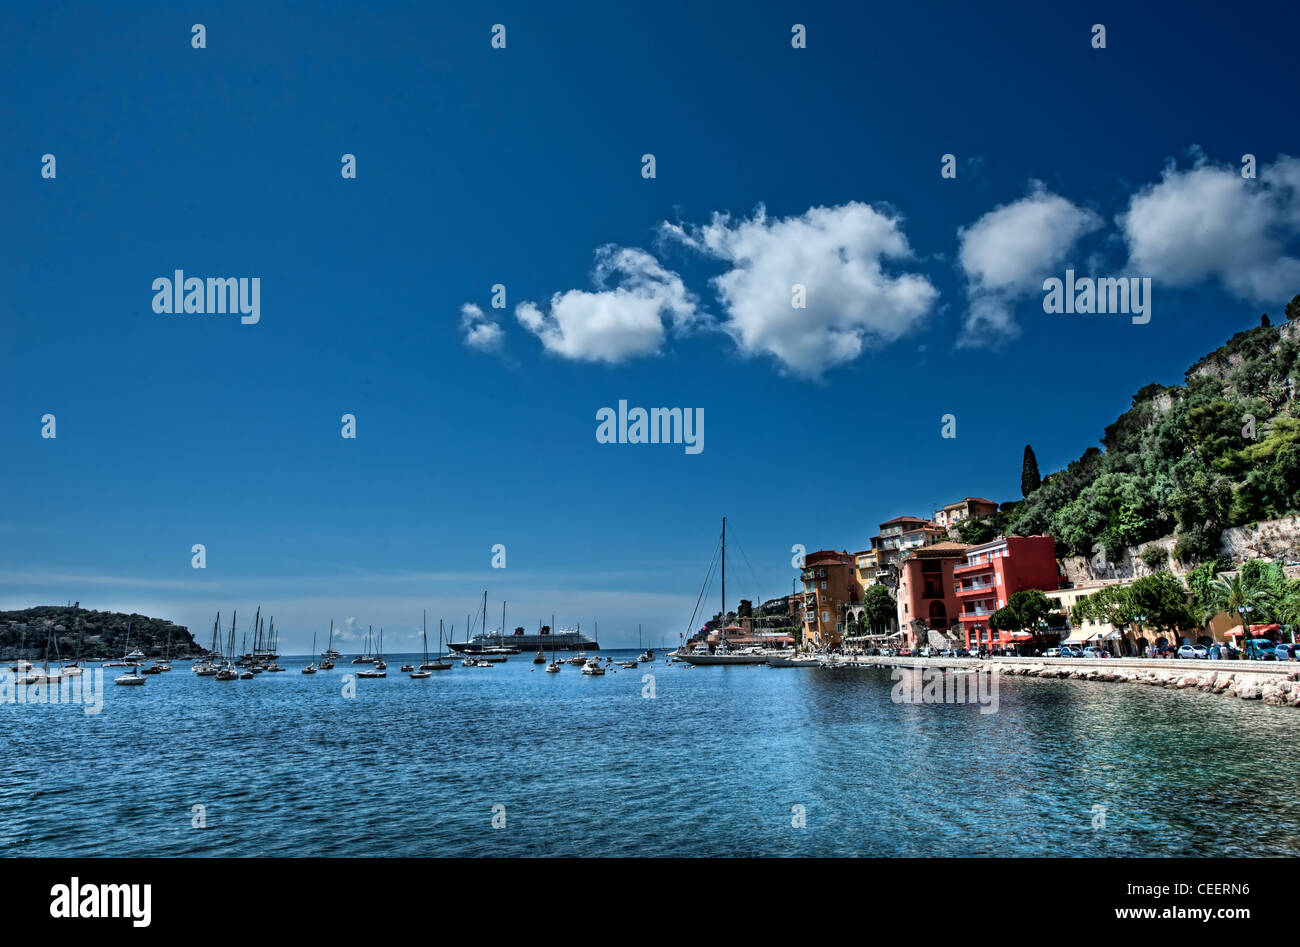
[356,627,387,677]
[637,623,653,663]
[215,612,239,680]
[319,620,336,669]
[421,617,452,671]
[374,628,387,671]
[302,632,318,674]
[532,619,547,663]
[322,620,340,661]
[410,613,433,678]
[352,626,375,664]
[400,619,416,673]
[114,625,147,685]
[61,619,86,677]
[679,517,770,665]
[194,614,222,675]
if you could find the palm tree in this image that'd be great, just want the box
[1276,588,1300,645]
[1211,572,1267,651]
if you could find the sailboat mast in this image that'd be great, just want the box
[721,516,726,646]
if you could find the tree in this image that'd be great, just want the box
[1022,444,1041,497]
[737,599,753,619]
[1128,572,1196,641]
[1286,294,1300,322]
[989,589,1054,649]
[1209,571,1267,636]
[860,584,897,634]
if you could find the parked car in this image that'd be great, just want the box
[1176,644,1208,659]
[1244,638,1277,660]
[1044,647,1062,658]
[1274,643,1299,661]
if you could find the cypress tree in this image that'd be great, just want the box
[1021,444,1041,497]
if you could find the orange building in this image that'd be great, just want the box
[801,550,855,649]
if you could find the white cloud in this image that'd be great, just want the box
[460,303,504,352]
[514,246,699,364]
[957,185,1102,344]
[662,202,938,379]
[1119,152,1300,302]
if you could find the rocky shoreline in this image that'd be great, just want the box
[987,661,1300,707]
[844,655,1300,708]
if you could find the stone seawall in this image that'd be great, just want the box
[836,656,1300,707]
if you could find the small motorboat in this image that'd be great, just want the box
[302,664,318,674]
[356,668,386,678]
[545,661,562,673]
[215,665,239,681]
[533,650,546,664]
[581,661,605,676]
[409,669,432,679]
[618,660,637,669]
[140,664,163,675]
[239,669,254,679]
[399,663,415,672]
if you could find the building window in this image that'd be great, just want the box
[820,581,827,590]
[821,611,829,623]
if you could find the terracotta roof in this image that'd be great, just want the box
[908,541,971,558]
[879,515,931,526]
[805,549,852,565]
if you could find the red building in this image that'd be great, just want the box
[954,535,1060,652]
[895,541,970,648]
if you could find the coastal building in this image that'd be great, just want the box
[1053,579,1136,654]
[801,550,855,649]
[869,516,945,585]
[934,497,999,535]
[895,541,971,649]
[954,535,1060,651]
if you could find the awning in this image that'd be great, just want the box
[1225,623,1280,638]
[1064,628,1091,643]
[1009,631,1033,640]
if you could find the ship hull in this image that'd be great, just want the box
[679,652,772,665]
[450,635,599,653]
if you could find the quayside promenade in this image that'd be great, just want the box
[822,655,1300,707]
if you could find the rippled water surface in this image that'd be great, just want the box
[3,654,1298,856]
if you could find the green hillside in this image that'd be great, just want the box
[0,606,201,661]
[966,298,1300,563]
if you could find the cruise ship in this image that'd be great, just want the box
[449,625,599,654]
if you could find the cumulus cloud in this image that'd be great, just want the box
[957,184,1102,344]
[460,303,504,352]
[1119,152,1300,302]
[662,202,938,379]
[514,246,700,363]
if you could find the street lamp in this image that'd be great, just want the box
[1238,605,1253,658]
[1135,614,1146,657]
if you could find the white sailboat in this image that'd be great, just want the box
[114,626,147,686]
[302,632,318,674]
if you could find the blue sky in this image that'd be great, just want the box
[2,1,1299,651]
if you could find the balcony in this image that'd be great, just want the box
[954,582,997,597]
[954,560,995,574]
